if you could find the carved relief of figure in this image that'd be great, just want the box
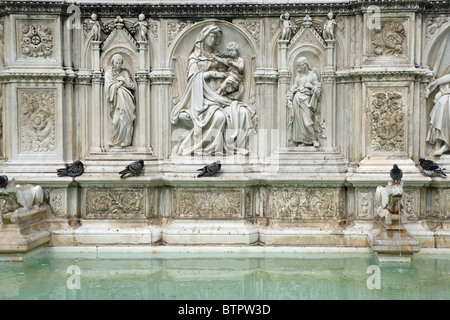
[213,41,244,97]
[280,12,293,41]
[105,54,136,148]
[133,14,149,42]
[171,24,257,156]
[323,11,336,41]
[286,57,322,148]
[426,73,450,156]
[89,13,101,41]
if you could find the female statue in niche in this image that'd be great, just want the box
[105,53,136,148]
[171,24,257,156]
[286,57,322,148]
[426,73,450,156]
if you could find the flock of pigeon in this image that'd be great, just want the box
[54,159,222,178]
[0,158,444,183]
[54,157,445,180]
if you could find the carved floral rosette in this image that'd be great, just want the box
[372,22,405,57]
[20,24,53,58]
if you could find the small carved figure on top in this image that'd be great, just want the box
[214,42,244,97]
[89,13,102,41]
[323,11,336,41]
[133,14,149,42]
[280,12,293,41]
[425,73,450,156]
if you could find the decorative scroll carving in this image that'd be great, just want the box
[357,190,373,220]
[177,190,241,218]
[372,22,405,57]
[369,91,405,153]
[238,20,260,46]
[20,23,53,58]
[167,21,193,46]
[426,15,450,42]
[268,188,342,220]
[86,188,145,219]
[20,90,56,153]
[44,189,64,217]
[402,189,418,221]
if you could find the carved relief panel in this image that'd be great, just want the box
[356,188,374,220]
[9,15,61,67]
[83,188,148,219]
[363,13,413,66]
[174,188,249,219]
[19,89,56,154]
[267,187,344,220]
[7,85,64,163]
[365,87,409,157]
[170,21,258,157]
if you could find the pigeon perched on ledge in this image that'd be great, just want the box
[390,164,403,184]
[0,175,8,188]
[57,160,85,177]
[197,160,221,177]
[119,160,144,178]
[419,158,447,177]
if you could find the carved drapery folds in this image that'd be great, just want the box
[170,23,257,157]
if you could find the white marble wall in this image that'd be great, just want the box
[0,0,449,247]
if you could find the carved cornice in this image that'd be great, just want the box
[253,70,279,84]
[0,71,76,83]
[2,1,448,17]
[335,69,434,82]
[149,70,175,84]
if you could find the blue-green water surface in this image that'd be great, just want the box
[0,251,449,300]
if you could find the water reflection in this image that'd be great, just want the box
[0,252,449,300]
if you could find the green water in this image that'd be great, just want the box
[0,252,449,300]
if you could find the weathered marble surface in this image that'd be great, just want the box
[0,1,449,251]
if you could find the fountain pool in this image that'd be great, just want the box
[1,248,449,300]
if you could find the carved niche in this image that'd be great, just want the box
[19,89,56,153]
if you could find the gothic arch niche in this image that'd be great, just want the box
[286,23,327,148]
[168,20,259,158]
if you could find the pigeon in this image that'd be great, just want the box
[57,160,85,177]
[197,160,221,177]
[0,175,8,188]
[390,164,403,184]
[419,158,447,177]
[119,160,144,178]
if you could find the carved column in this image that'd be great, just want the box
[254,69,278,159]
[90,41,103,154]
[149,70,175,159]
[322,40,336,151]
[135,41,153,154]
[277,40,290,149]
